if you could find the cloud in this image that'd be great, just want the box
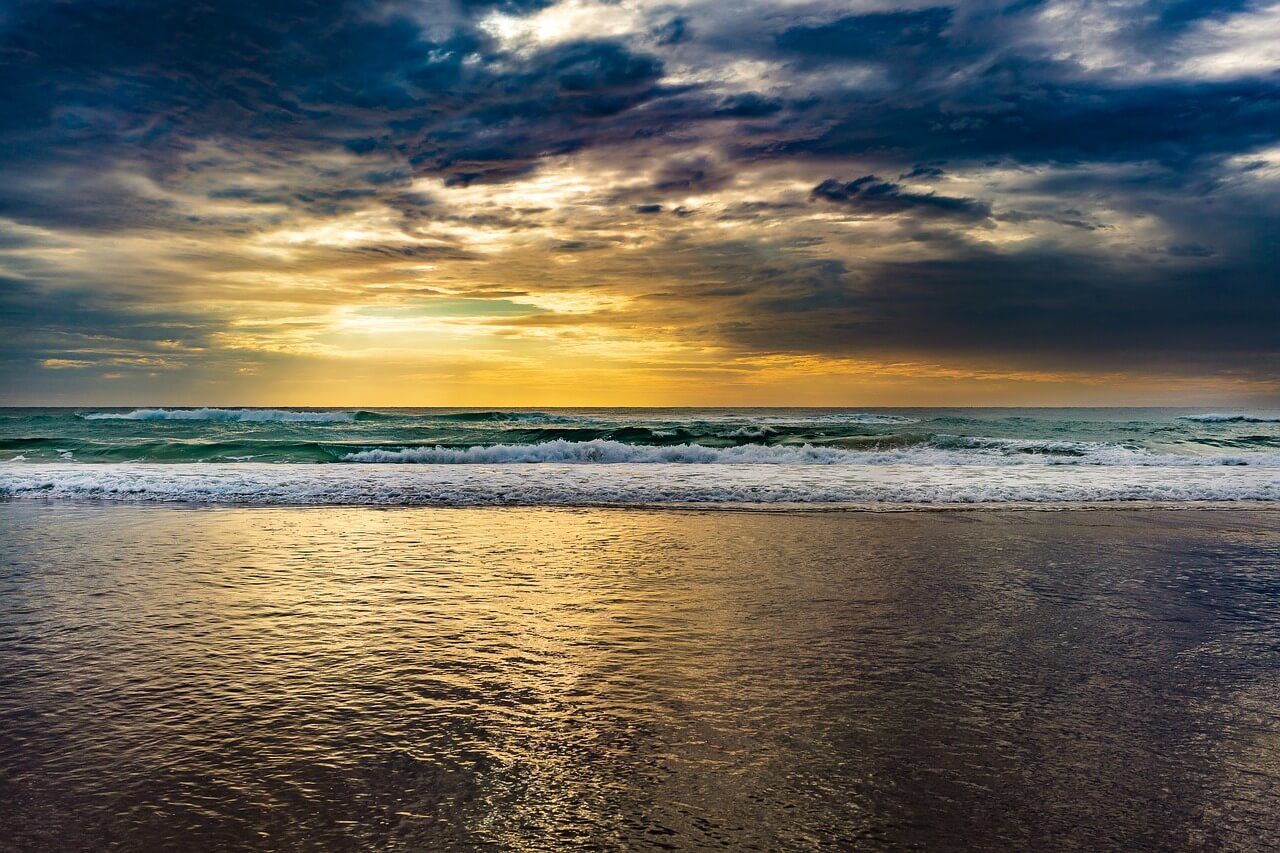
[0,0,1277,401]
[40,358,94,370]
[650,155,733,194]
[811,176,991,221]
[699,240,1279,375]
[712,92,783,117]
[900,165,946,180]
[775,8,953,63]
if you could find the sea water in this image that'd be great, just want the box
[2,407,1278,505]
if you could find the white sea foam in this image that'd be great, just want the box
[82,408,357,423]
[1,462,1276,506]
[1181,413,1280,423]
[827,414,920,425]
[343,440,854,464]
[724,426,777,438]
[340,437,1280,466]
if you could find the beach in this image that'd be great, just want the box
[7,0,1279,845]
[3,503,1278,850]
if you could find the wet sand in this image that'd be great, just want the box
[2,504,1279,850]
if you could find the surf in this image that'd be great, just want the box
[3,461,1277,506]
[80,408,366,423]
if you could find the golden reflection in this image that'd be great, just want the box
[6,503,1278,847]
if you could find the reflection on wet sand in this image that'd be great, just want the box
[2,505,1279,849]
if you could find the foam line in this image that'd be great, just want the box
[3,462,1277,506]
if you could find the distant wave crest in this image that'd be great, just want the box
[432,411,916,427]
[433,411,585,424]
[1181,413,1280,423]
[82,408,360,423]
[829,414,919,425]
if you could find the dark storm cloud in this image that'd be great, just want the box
[765,77,1280,168]
[727,0,1280,175]
[0,276,225,379]
[0,0,680,228]
[774,7,954,64]
[652,17,688,46]
[712,93,783,118]
[651,155,733,194]
[901,165,946,180]
[1166,243,1218,258]
[812,176,991,221]
[993,210,1101,230]
[3,0,1275,215]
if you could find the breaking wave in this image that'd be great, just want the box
[344,440,847,464]
[340,437,1279,466]
[429,411,917,426]
[825,414,919,425]
[431,411,587,424]
[82,408,362,423]
[1181,413,1280,423]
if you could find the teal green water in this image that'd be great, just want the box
[2,407,1278,464]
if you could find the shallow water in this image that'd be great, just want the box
[2,505,1280,850]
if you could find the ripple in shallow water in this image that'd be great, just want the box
[2,505,1279,850]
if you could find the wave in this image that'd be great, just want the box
[429,411,917,427]
[3,462,1276,506]
[823,414,919,425]
[1181,413,1280,423]
[431,411,585,424]
[1194,435,1280,450]
[340,437,1279,466]
[724,425,776,438]
[343,440,854,464]
[49,409,922,437]
[81,408,361,423]
[9,431,1280,466]
[686,413,919,426]
[0,438,354,463]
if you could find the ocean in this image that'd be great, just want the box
[4,412,1280,847]
[1,406,1278,505]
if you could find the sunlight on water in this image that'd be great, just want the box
[2,504,1280,849]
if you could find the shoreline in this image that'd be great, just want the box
[4,496,1279,513]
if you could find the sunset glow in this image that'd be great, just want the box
[1,0,1277,405]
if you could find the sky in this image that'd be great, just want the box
[0,0,1277,406]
